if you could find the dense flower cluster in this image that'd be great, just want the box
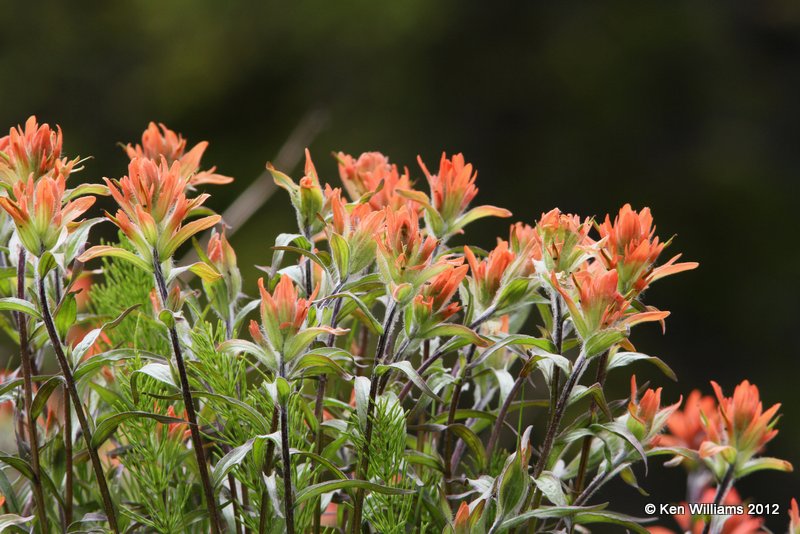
[0,118,792,534]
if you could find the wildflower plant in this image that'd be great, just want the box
[0,115,794,534]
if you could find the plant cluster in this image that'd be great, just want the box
[0,116,794,533]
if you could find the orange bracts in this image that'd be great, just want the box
[270,149,327,234]
[336,151,418,212]
[375,206,442,300]
[414,152,511,240]
[790,499,800,534]
[656,390,720,453]
[249,275,344,360]
[628,375,681,444]
[327,188,386,276]
[700,380,782,462]
[551,264,669,339]
[598,204,697,295]
[535,208,593,274]
[80,157,220,267]
[0,116,75,187]
[125,122,232,187]
[465,241,515,308]
[411,261,468,327]
[0,174,95,256]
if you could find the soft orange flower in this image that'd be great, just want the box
[125,122,232,187]
[0,175,94,255]
[327,188,386,275]
[417,152,511,238]
[464,240,516,308]
[628,375,681,444]
[0,116,75,187]
[790,498,800,534]
[336,151,418,212]
[82,157,220,265]
[205,228,242,311]
[551,263,669,339]
[375,206,439,294]
[599,204,697,294]
[535,208,593,274]
[412,261,468,327]
[656,390,720,452]
[700,380,782,462]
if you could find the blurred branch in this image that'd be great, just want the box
[181,107,328,265]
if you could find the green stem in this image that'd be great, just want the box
[573,350,609,500]
[278,357,296,534]
[151,253,222,534]
[17,250,48,534]
[37,271,118,533]
[350,302,398,534]
[701,464,736,534]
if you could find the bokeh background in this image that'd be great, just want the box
[2,0,798,529]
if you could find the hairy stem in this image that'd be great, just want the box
[151,253,221,534]
[278,357,296,534]
[37,272,118,533]
[573,350,609,499]
[350,302,398,534]
[17,251,48,533]
[260,406,280,534]
[312,296,343,534]
[442,344,477,492]
[64,394,72,529]
[702,464,736,534]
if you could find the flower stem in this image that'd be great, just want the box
[17,250,48,534]
[701,464,736,534]
[312,297,344,534]
[151,253,222,534]
[278,357,296,534]
[260,406,280,534]
[37,271,119,534]
[443,344,477,493]
[350,302,398,534]
[573,350,609,499]
[64,394,72,529]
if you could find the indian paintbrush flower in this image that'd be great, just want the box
[627,375,681,445]
[413,152,511,240]
[249,275,345,362]
[79,157,221,269]
[269,149,327,236]
[0,116,76,188]
[335,151,419,212]
[125,122,232,187]
[203,228,242,320]
[409,260,468,332]
[533,208,593,275]
[699,380,792,477]
[598,204,697,295]
[551,264,669,341]
[0,175,95,256]
[327,187,386,279]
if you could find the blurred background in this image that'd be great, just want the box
[1,0,798,529]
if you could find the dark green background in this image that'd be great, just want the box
[2,1,798,529]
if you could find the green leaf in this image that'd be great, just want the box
[583,329,626,357]
[595,421,648,472]
[419,323,486,347]
[567,383,612,420]
[354,376,371,430]
[0,456,65,510]
[218,338,273,368]
[319,292,383,334]
[0,297,41,319]
[606,351,677,381]
[290,351,353,380]
[375,361,442,402]
[77,245,152,272]
[0,515,33,531]
[448,423,487,472]
[73,348,164,382]
[430,409,496,425]
[91,411,186,448]
[737,456,794,477]
[574,510,650,533]
[294,479,413,505]
[54,292,77,340]
[291,451,349,480]
[620,465,649,496]
[31,375,65,420]
[498,504,608,530]
[130,363,178,403]
[469,334,557,370]
[534,472,567,507]
[37,251,57,278]
[71,304,140,362]
[329,232,350,280]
